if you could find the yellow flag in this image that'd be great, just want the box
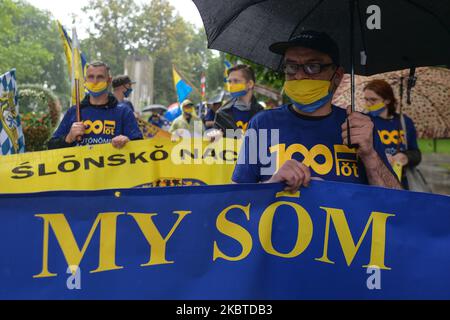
[57,21,73,80]
[71,28,85,106]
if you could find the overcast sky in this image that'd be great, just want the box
[26,0,204,38]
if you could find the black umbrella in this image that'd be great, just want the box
[194,0,449,145]
[193,0,449,76]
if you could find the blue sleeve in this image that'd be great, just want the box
[405,116,418,150]
[118,101,135,112]
[52,107,76,139]
[204,109,214,122]
[232,118,262,183]
[122,108,143,140]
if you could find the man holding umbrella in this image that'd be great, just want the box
[232,31,402,191]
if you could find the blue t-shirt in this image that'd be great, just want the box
[52,104,143,146]
[118,100,135,112]
[204,108,216,122]
[371,114,418,156]
[232,107,253,132]
[232,105,394,185]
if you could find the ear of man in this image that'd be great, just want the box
[331,66,345,91]
[248,79,255,90]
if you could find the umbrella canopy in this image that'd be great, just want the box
[193,0,450,75]
[208,90,231,105]
[333,67,450,138]
[142,104,168,113]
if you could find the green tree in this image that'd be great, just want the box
[135,0,206,105]
[227,54,284,91]
[80,0,224,106]
[81,0,137,76]
[0,0,70,105]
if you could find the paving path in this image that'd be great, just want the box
[418,154,450,196]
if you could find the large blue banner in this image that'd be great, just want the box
[0,181,449,300]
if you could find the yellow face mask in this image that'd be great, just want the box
[85,81,109,97]
[227,83,248,98]
[284,80,331,105]
[366,102,386,117]
[183,106,194,114]
[366,102,385,112]
[227,83,246,93]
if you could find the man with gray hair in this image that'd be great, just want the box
[48,61,143,150]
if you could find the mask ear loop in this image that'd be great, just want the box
[328,66,340,94]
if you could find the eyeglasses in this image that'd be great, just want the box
[282,62,334,76]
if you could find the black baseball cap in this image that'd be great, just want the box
[112,75,136,89]
[269,30,340,66]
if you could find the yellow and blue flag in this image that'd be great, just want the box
[173,66,193,104]
[71,27,85,106]
[0,69,25,155]
[57,21,87,105]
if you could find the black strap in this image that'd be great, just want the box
[407,67,417,105]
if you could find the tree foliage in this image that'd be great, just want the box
[0,0,70,106]
[0,0,281,110]
[80,0,221,106]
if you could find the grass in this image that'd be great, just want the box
[418,139,450,154]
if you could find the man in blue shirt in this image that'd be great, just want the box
[48,61,143,150]
[214,65,264,137]
[112,75,136,112]
[232,31,402,191]
[204,94,223,129]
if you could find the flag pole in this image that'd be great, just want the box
[75,79,81,122]
[72,27,82,142]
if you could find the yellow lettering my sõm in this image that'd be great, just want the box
[33,212,125,278]
[315,207,395,270]
[128,211,191,266]
[259,201,313,258]
[213,204,253,262]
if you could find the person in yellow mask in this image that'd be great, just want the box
[232,30,402,191]
[48,61,142,150]
[363,79,422,190]
[214,65,264,138]
[170,99,205,140]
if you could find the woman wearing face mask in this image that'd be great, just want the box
[363,79,422,190]
[213,64,264,138]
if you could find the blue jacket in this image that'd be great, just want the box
[48,94,143,149]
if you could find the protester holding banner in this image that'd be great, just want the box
[214,64,264,137]
[232,31,402,191]
[169,99,204,139]
[363,79,422,189]
[48,61,143,150]
[112,75,136,113]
